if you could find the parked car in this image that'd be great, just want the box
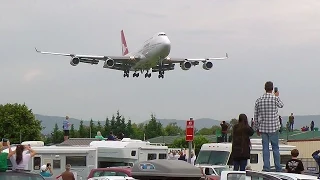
[87,167,132,179]
[220,170,318,180]
[0,170,46,180]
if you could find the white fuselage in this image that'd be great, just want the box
[127,32,171,70]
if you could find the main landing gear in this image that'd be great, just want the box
[158,71,164,79]
[145,71,151,78]
[133,72,139,77]
[123,70,129,78]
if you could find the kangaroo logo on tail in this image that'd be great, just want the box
[121,30,129,56]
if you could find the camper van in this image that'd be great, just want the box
[195,139,296,172]
[3,138,168,180]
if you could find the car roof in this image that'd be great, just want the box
[0,170,44,178]
[267,172,318,179]
[92,167,132,174]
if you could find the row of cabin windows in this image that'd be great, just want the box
[30,153,167,170]
[130,151,167,160]
[32,156,87,170]
[227,154,292,165]
[148,153,167,160]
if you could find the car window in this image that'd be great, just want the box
[227,173,246,180]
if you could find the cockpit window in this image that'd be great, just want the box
[158,33,166,36]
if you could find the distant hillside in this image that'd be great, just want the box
[35,114,320,135]
[145,118,221,130]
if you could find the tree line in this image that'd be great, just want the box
[0,103,237,145]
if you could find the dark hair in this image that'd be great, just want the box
[236,114,251,151]
[15,145,25,165]
[291,149,299,157]
[265,81,273,92]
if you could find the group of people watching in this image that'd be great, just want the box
[0,141,36,172]
[167,150,196,165]
[95,131,125,141]
[0,141,75,179]
[229,81,299,174]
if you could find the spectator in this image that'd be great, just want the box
[95,131,105,141]
[289,113,294,132]
[220,121,228,142]
[312,150,320,179]
[0,140,14,172]
[279,115,283,134]
[190,151,196,165]
[231,114,254,171]
[60,164,75,180]
[178,151,186,161]
[10,145,36,170]
[311,121,315,131]
[117,132,124,140]
[254,81,284,172]
[40,164,53,177]
[63,116,72,141]
[107,131,116,141]
[285,149,304,174]
[251,118,254,128]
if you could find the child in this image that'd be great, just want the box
[312,150,320,178]
[285,149,304,174]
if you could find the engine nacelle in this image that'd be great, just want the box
[180,61,192,70]
[105,59,115,68]
[70,57,80,66]
[202,61,213,70]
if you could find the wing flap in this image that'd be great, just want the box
[163,53,228,63]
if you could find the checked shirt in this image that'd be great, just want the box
[254,93,284,133]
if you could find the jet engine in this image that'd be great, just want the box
[180,61,192,70]
[202,61,213,70]
[70,57,80,66]
[105,59,115,68]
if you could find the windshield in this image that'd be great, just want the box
[195,150,230,165]
[0,173,44,180]
[214,167,230,176]
[93,170,128,177]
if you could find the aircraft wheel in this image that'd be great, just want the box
[148,73,151,78]
[136,73,139,77]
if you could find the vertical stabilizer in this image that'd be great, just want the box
[121,30,129,56]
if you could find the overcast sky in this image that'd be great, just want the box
[1,0,320,123]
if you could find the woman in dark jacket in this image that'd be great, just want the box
[231,114,254,171]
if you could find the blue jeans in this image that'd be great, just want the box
[222,133,227,142]
[233,160,247,171]
[261,131,282,172]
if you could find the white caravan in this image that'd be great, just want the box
[3,138,168,180]
[195,139,296,172]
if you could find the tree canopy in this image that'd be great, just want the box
[0,103,42,143]
[0,103,240,151]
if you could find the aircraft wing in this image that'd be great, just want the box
[35,48,140,65]
[163,53,228,64]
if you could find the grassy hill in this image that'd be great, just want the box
[35,114,320,135]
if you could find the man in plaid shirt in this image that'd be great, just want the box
[254,81,284,172]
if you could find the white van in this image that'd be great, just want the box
[195,139,296,172]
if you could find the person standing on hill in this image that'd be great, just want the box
[254,81,284,172]
[289,113,294,132]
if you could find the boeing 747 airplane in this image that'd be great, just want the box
[35,30,228,79]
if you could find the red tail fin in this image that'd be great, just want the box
[121,30,129,56]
